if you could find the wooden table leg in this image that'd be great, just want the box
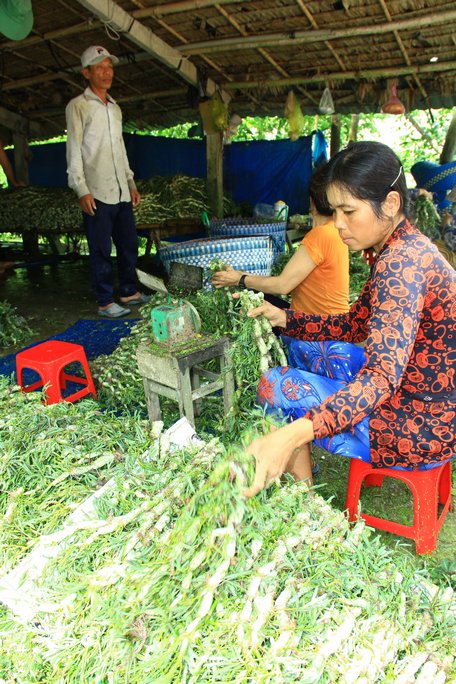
[143,377,162,423]
[178,366,195,427]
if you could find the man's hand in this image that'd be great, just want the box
[79,194,97,216]
[212,264,241,288]
[130,188,141,207]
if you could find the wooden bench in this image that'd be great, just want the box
[0,217,206,258]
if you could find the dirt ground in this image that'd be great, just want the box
[0,247,155,357]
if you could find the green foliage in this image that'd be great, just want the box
[412,194,442,239]
[349,251,371,303]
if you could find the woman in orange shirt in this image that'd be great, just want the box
[212,163,349,315]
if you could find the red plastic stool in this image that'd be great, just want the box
[16,340,98,405]
[345,458,453,554]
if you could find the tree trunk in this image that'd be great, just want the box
[439,109,456,164]
[348,114,359,143]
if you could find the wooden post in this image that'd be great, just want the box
[12,132,29,185]
[206,132,223,218]
[330,114,341,157]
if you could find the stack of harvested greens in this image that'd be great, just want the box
[0,176,238,235]
[0,382,454,683]
[0,300,35,350]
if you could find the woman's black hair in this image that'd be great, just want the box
[323,141,410,218]
[309,162,333,217]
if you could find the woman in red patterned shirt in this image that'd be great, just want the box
[243,141,456,498]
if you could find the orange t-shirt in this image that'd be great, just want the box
[290,220,349,314]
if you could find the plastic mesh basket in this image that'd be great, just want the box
[159,235,274,288]
[209,218,287,262]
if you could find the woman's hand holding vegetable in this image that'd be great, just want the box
[212,264,242,288]
[243,418,314,498]
[243,298,287,329]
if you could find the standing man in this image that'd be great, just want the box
[66,45,149,317]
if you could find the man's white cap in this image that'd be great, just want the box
[81,45,119,68]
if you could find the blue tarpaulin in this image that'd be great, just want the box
[223,136,314,214]
[18,130,326,214]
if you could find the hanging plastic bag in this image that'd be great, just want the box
[284,91,304,141]
[319,87,335,114]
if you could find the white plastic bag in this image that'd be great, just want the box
[319,87,335,114]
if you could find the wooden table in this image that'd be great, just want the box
[136,335,234,428]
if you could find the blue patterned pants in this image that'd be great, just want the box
[257,338,371,461]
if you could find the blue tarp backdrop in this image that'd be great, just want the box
[23,130,327,214]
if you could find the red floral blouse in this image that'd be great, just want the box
[283,220,456,469]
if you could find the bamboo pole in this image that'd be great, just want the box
[223,60,456,91]
[178,10,456,54]
[132,0,246,19]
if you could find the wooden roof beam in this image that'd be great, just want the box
[74,0,229,100]
[179,10,456,53]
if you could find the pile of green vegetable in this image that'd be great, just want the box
[0,382,454,683]
[0,300,35,350]
[0,176,238,234]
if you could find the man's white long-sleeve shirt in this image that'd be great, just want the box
[65,87,136,204]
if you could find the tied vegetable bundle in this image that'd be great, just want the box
[0,394,454,683]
